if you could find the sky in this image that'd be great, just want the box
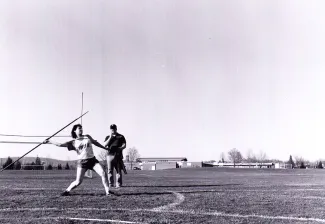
[1,1,325,162]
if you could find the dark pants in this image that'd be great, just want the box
[107,153,122,187]
[77,157,99,170]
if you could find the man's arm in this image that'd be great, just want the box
[120,143,126,150]
[119,136,126,151]
[117,136,127,174]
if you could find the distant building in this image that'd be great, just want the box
[185,162,202,168]
[141,162,156,170]
[207,162,275,168]
[275,162,290,169]
[137,157,187,163]
[136,157,187,170]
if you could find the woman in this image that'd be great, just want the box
[44,124,110,196]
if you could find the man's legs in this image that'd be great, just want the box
[116,159,123,188]
[106,154,116,187]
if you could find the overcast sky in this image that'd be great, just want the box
[1,1,325,162]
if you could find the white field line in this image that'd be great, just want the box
[284,184,323,186]
[152,192,185,211]
[200,211,325,223]
[224,189,324,192]
[301,196,325,200]
[65,217,142,223]
[0,187,60,190]
[177,189,224,194]
[136,174,155,177]
[1,207,325,223]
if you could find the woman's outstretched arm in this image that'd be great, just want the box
[44,140,73,147]
[85,135,107,150]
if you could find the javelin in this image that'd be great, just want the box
[0,111,89,172]
[0,141,43,144]
[0,134,70,138]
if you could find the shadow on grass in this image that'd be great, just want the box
[69,188,234,197]
[67,190,227,198]
[68,191,122,197]
[119,190,226,196]
[123,184,241,188]
[62,184,241,197]
[69,191,168,197]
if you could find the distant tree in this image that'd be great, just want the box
[288,155,295,168]
[294,156,305,168]
[317,161,323,169]
[228,148,243,167]
[205,160,216,163]
[220,152,225,163]
[35,156,41,165]
[58,164,62,170]
[15,160,22,170]
[3,157,14,170]
[47,164,53,170]
[257,151,267,164]
[65,162,70,170]
[300,161,306,169]
[34,156,42,170]
[126,147,140,169]
[246,149,258,163]
[272,159,283,163]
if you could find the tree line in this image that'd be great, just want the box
[215,148,273,166]
[214,148,324,169]
[1,147,142,171]
[1,156,73,170]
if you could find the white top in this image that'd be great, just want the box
[72,136,94,160]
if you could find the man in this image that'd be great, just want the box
[104,124,126,188]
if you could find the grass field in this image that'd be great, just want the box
[1,168,325,223]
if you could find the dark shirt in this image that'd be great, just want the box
[105,133,126,155]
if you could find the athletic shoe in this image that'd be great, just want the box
[60,191,70,196]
